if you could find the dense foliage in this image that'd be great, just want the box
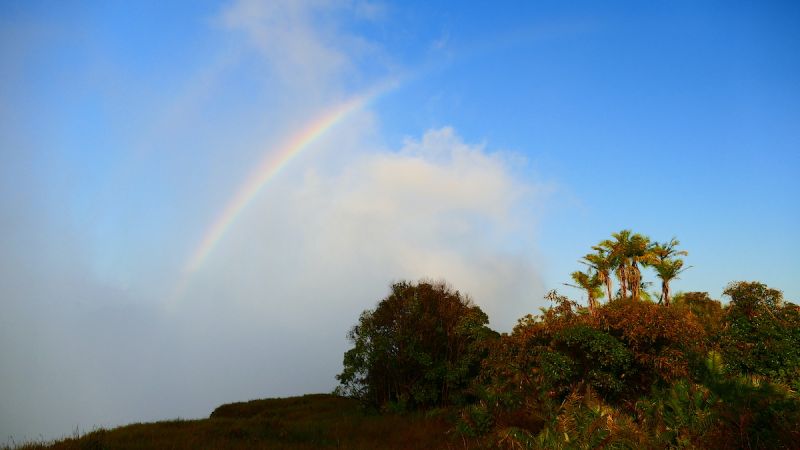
[335,280,496,410]
[337,231,800,449]
[719,281,800,385]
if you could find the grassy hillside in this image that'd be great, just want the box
[6,394,470,450]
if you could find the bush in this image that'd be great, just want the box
[483,293,704,408]
[594,297,705,392]
[719,281,800,384]
[673,291,724,338]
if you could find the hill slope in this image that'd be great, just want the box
[8,394,465,450]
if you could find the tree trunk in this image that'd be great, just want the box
[617,267,628,299]
[630,264,641,300]
[662,281,671,307]
[605,277,613,303]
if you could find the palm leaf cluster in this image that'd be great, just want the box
[571,230,689,310]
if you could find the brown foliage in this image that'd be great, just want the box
[480,293,706,417]
[594,298,706,387]
[673,291,724,338]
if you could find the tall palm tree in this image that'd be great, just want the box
[582,248,614,302]
[599,230,632,299]
[651,238,689,306]
[625,233,654,301]
[566,269,604,314]
[652,259,687,306]
[599,230,653,300]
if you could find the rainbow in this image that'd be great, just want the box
[187,97,363,273]
[164,81,399,307]
[183,81,397,277]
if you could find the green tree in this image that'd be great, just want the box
[600,230,653,300]
[652,259,686,307]
[651,238,689,306]
[566,269,604,314]
[336,280,495,410]
[626,233,654,301]
[599,230,632,299]
[581,248,615,302]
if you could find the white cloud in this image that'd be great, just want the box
[187,125,545,332]
[219,0,350,97]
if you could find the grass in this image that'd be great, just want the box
[4,394,478,449]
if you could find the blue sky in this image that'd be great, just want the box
[1,0,799,440]
[375,0,800,296]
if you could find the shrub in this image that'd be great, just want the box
[487,293,704,405]
[673,291,724,338]
[719,281,800,384]
[592,298,705,393]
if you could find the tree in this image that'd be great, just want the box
[336,280,495,410]
[625,233,654,301]
[600,230,653,300]
[582,249,615,302]
[651,238,689,306]
[599,230,632,299]
[652,259,687,306]
[565,269,604,314]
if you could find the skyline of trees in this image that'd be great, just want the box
[336,230,799,448]
[570,230,690,309]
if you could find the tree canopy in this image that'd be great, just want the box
[336,280,496,410]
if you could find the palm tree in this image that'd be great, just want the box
[651,239,689,306]
[599,230,632,300]
[652,259,688,306]
[652,238,688,261]
[625,233,654,301]
[599,230,653,300]
[582,248,614,302]
[566,269,605,314]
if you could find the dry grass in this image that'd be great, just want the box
[5,394,479,450]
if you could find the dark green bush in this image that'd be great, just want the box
[336,280,497,410]
[719,281,800,384]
